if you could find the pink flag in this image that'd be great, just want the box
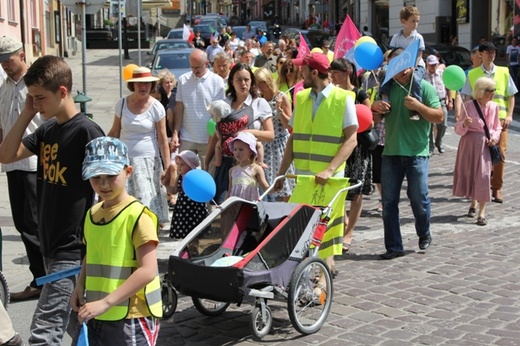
[334,15,361,59]
[292,80,304,108]
[297,33,310,59]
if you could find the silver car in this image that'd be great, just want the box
[150,48,194,79]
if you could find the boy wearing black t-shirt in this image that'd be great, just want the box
[0,55,104,345]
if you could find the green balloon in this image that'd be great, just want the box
[442,65,466,91]
[207,118,216,136]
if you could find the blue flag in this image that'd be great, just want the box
[344,47,362,73]
[381,39,420,86]
[77,323,89,346]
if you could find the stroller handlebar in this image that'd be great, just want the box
[258,175,363,206]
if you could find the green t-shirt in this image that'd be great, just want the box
[383,80,440,157]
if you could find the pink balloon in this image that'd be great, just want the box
[355,104,373,133]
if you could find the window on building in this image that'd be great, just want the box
[46,11,53,48]
[31,0,37,27]
[7,0,16,22]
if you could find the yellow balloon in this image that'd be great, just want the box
[355,36,377,48]
[123,64,139,81]
[311,47,323,53]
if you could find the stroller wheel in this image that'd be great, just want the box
[250,304,272,339]
[161,275,177,319]
[0,271,8,309]
[192,297,230,316]
[287,257,333,335]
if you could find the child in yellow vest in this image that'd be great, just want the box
[71,136,162,345]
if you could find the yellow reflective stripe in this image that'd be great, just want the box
[494,94,507,101]
[145,276,163,318]
[294,133,344,144]
[293,133,311,141]
[146,287,162,307]
[309,153,337,163]
[294,152,337,163]
[86,264,134,280]
[312,134,344,144]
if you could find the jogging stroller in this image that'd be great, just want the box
[163,175,360,339]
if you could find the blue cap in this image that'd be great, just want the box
[82,137,129,180]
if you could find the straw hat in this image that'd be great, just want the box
[127,67,159,82]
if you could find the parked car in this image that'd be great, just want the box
[248,21,270,40]
[232,25,257,41]
[146,39,192,65]
[199,17,227,32]
[150,48,194,78]
[192,24,217,46]
[167,28,185,39]
[423,44,472,70]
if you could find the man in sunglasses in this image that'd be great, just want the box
[461,41,518,203]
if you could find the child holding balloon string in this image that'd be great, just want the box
[225,131,270,202]
[162,150,209,239]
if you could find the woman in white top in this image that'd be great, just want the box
[206,63,274,203]
[108,67,170,224]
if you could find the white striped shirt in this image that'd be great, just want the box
[0,76,43,172]
[176,69,226,143]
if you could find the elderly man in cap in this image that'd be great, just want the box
[424,54,453,155]
[461,41,518,203]
[0,35,46,300]
[372,48,443,260]
[276,52,358,272]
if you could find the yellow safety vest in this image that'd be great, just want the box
[293,87,349,174]
[84,201,162,321]
[468,66,509,119]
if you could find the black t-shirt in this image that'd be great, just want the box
[23,113,105,260]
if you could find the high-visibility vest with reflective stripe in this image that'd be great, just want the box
[84,200,162,321]
[293,87,350,174]
[468,66,509,119]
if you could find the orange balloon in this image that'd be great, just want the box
[355,36,377,48]
[123,64,139,81]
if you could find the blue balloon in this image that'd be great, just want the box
[182,169,216,203]
[354,42,384,71]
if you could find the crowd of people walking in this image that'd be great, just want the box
[0,3,516,344]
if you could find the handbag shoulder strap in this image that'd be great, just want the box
[472,99,491,140]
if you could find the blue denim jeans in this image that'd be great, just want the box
[381,156,431,252]
[29,258,80,345]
